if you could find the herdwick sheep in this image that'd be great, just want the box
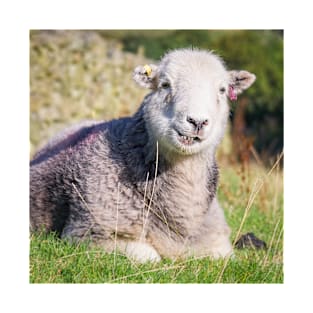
[30,48,256,263]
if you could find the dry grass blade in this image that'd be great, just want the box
[233,177,263,245]
[267,150,284,176]
[272,224,284,261]
[142,172,150,226]
[216,150,284,283]
[113,182,120,278]
[140,141,159,242]
[71,183,97,247]
[261,218,281,268]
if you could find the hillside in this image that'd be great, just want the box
[30,30,150,155]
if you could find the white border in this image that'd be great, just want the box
[1,0,312,312]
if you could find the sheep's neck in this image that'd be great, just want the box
[142,153,217,238]
[160,153,209,186]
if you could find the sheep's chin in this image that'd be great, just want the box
[175,139,207,155]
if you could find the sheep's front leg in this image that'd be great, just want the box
[62,217,161,263]
[203,197,233,258]
[189,197,233,259]
[123,241,161,263]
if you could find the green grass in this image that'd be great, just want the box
[30,232,283,283]
[30,227,283,284]
[30,161,283,284]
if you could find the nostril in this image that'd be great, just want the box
[186,116,209,130]
[187,116,196,126]
[202,119,209,126]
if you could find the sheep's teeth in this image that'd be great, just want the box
[178,132,197,145]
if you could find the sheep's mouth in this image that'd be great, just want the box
[176,130,201,146]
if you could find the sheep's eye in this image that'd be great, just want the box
[219,87,226,94]
[161,81,170,89]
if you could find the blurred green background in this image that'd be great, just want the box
[30,30,283,164]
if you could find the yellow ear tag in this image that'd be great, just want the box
[143,64,152,77]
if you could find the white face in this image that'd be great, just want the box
[134,49,256,159]
[144,61,230,157]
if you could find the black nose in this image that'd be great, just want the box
[186,116,209,131]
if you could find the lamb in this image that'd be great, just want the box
[30,48,256,263]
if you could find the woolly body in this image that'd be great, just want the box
[30,48,256,262]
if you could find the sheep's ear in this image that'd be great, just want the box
[227,70,256,101]
[133,64,158,89]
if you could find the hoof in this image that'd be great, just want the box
[235,232,267,250]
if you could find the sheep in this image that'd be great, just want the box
[30,48,256,263]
